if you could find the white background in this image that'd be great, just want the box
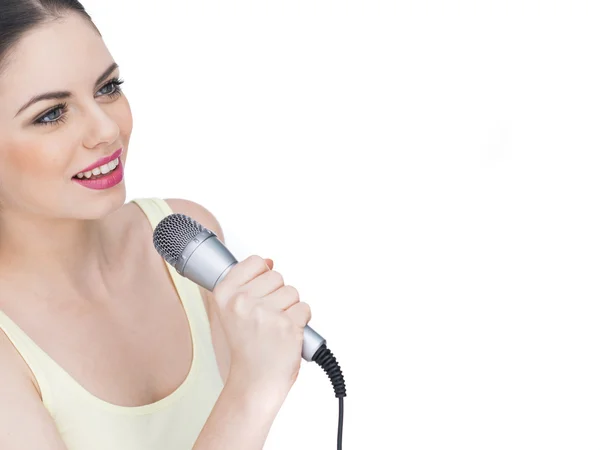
[85,1,600,448]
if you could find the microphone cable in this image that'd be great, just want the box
[152,213,347,448]
[312,343,346,450]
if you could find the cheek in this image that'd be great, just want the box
[115,96,133,141]
[1,131,75,184]
[0,135,73,210]
[111,96,133,167]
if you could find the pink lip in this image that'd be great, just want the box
[72,158,124,190]
[75,148,123,175]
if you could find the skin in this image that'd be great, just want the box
[0,12,232,418]
[0,13,311,450]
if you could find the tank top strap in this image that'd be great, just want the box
[130,198,214,350]
[0,198,223,445]
[130,197,173,229]
[130,197,190,303]
[0,310,56,411]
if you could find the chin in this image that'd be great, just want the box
[70,183,128,220]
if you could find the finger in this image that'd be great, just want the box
[218,255,269,289]
[261,285,300,311]
[285,301,312,328]
[241,269,285,298]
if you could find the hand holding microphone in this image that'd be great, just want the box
[211,254,311,390]
[152,213,328,362]
[152,213,346,448]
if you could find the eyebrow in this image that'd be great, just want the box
[14,62,119,118]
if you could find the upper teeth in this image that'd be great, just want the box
[75,157,119,179]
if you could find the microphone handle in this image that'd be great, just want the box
[181,235,326,362]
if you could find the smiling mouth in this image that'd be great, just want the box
[73,157,120,180]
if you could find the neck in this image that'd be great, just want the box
[0,209,119,298]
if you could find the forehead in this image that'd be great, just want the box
[0,13,113,101]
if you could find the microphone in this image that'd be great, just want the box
[152,212,327,362]
[152,212,346,447]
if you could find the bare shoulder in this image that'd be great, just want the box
[163,198,231,382]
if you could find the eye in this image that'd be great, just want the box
[42,108,61,122]
[96,77,124,98]
[34,103,68,126]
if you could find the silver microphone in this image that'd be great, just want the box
[152,213,326,362]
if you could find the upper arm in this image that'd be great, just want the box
[0,332,67,450]
[164,198,231,383]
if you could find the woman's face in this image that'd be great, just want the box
[0,13,132,220]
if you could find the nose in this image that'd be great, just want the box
[81,103,120,150]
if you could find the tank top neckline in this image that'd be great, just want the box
[0,197,202,416]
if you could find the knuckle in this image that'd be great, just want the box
[275,316,293,331]
[233,291,250,302]
[229,292,252,312]
[247,254,265,267]
[254,303,273,326]
[285,285,299,300]
[299,302,312,321]
[271,270,284,285]
[253,304,275,326]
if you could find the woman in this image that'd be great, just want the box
[0,1,312,449]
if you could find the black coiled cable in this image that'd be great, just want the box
[313,344,346,450]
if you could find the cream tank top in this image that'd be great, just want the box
[0,198,224,449]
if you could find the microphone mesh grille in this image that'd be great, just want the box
[153,213,205,266]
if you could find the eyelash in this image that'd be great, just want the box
[33,77,125,127]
